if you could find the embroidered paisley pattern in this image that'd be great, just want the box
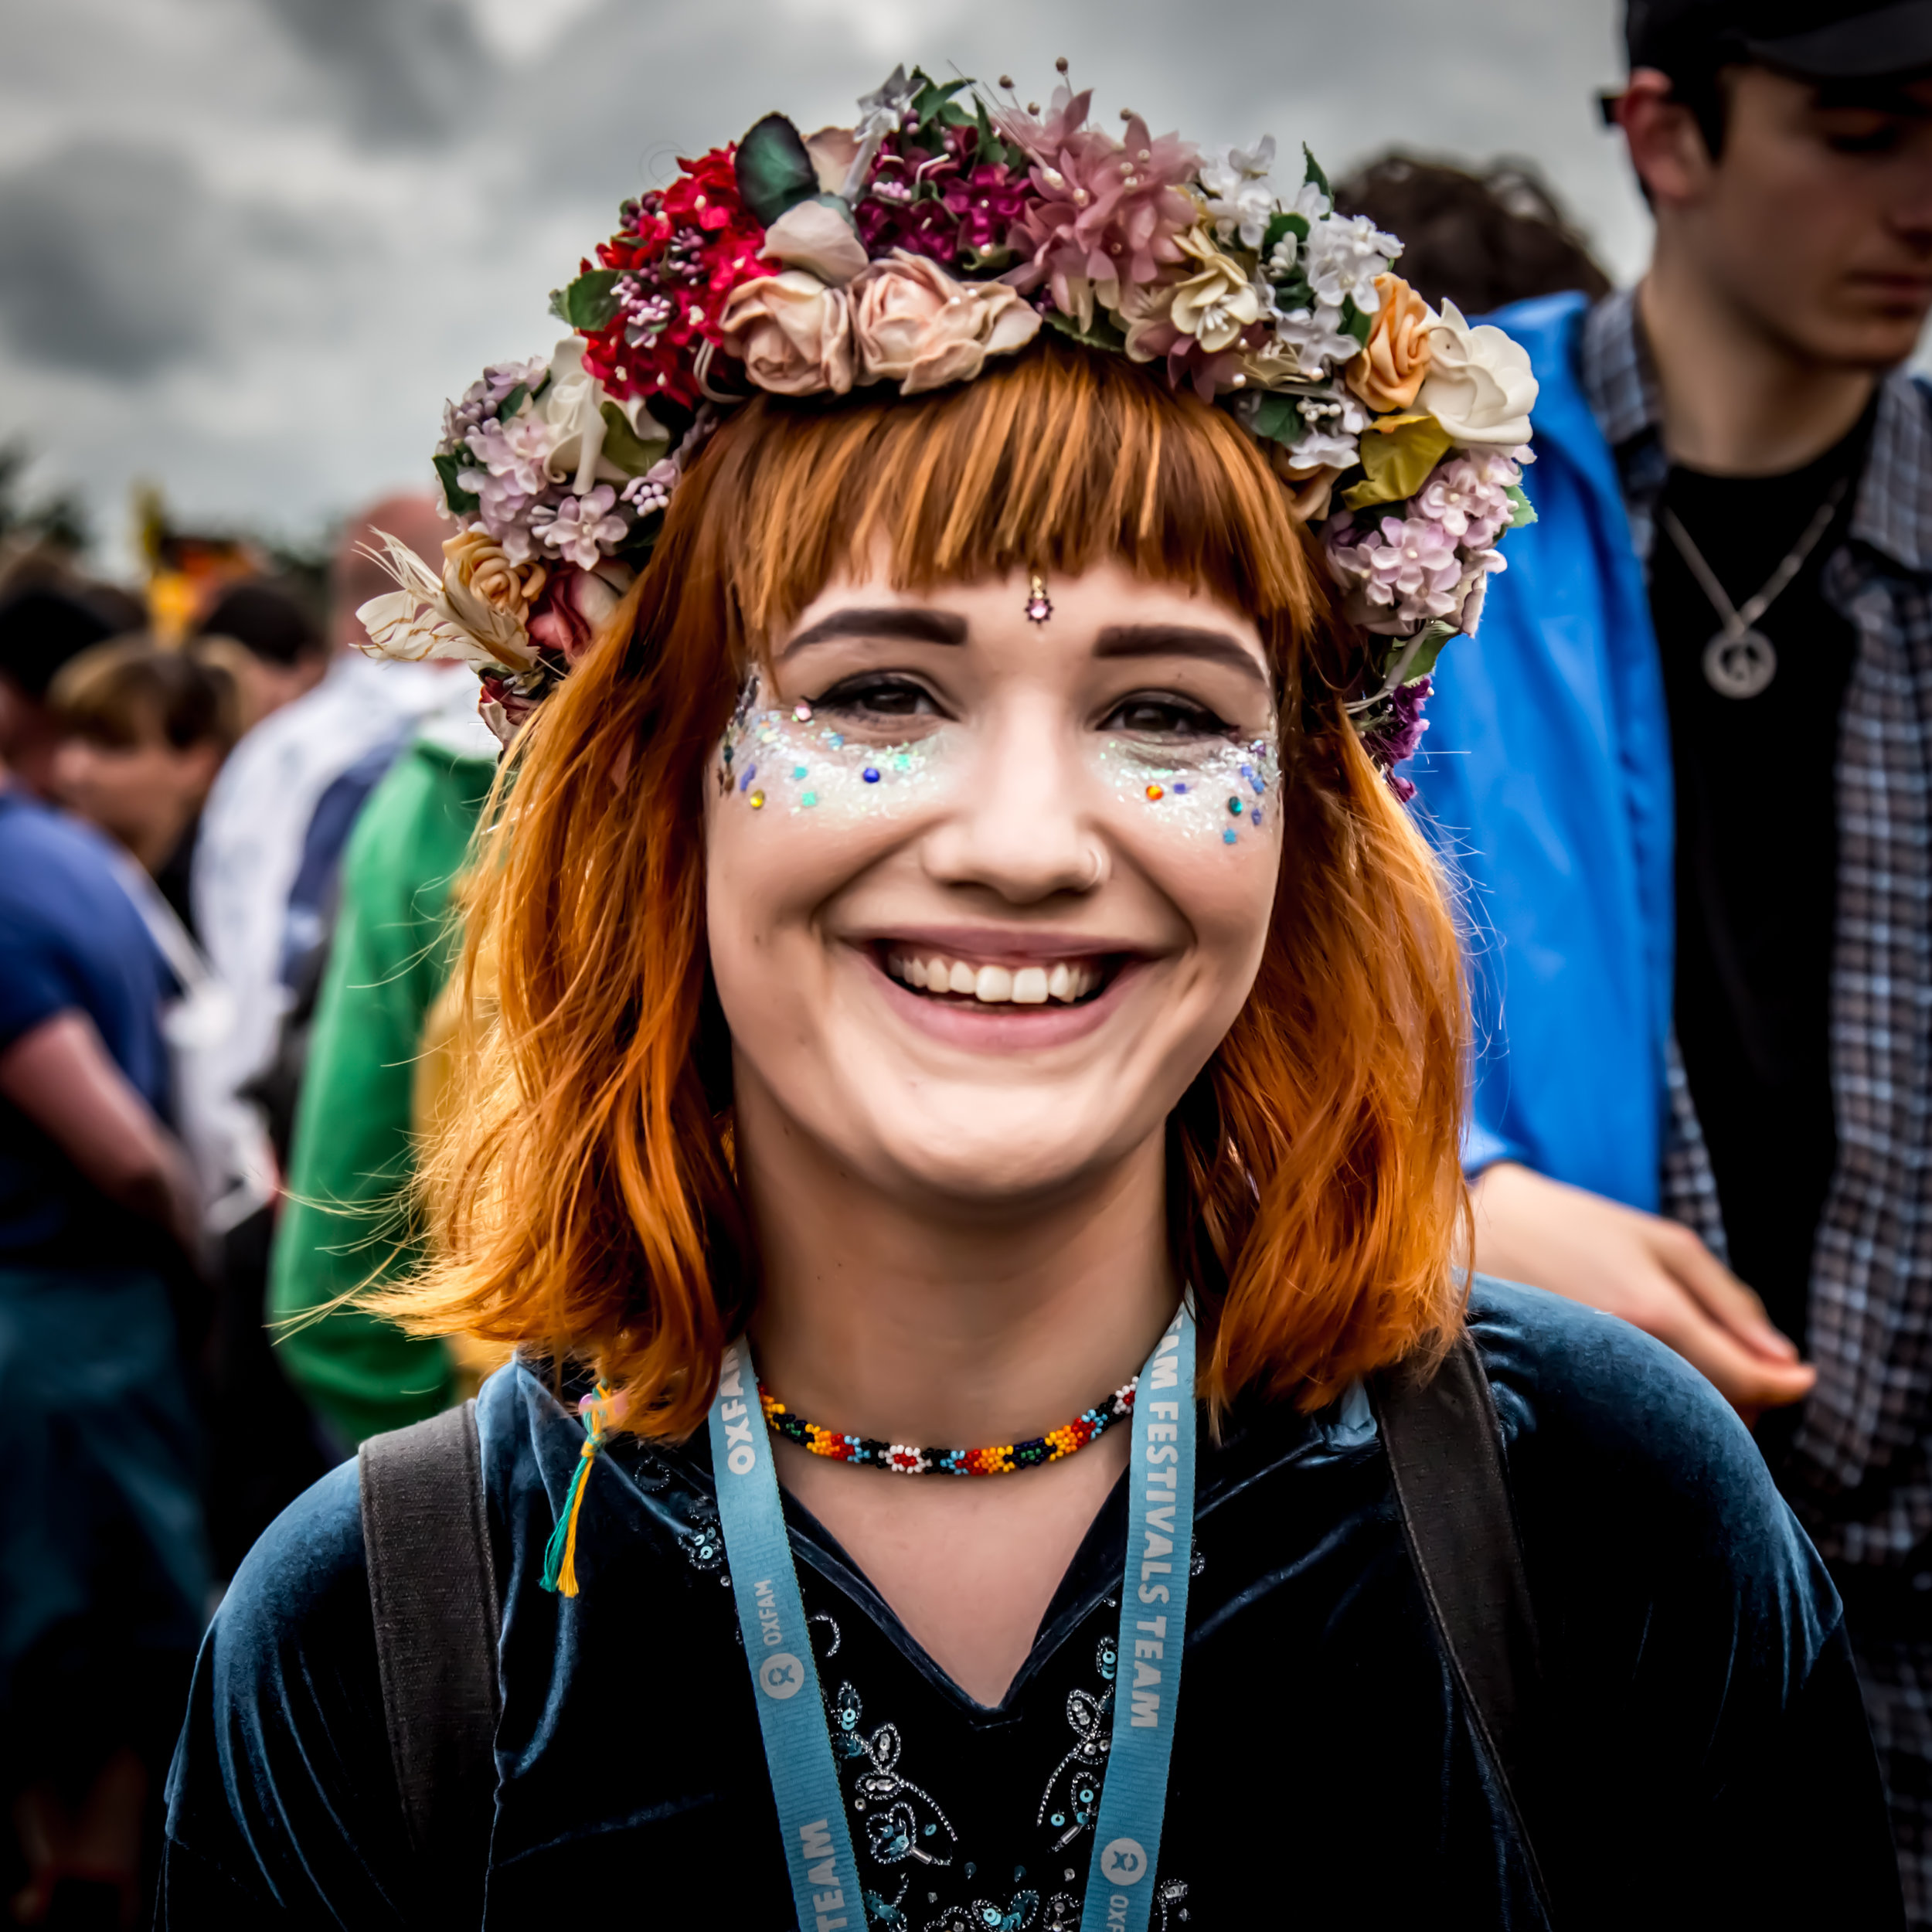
[828,1679,960,1869]
[1036,1638,1117,1851]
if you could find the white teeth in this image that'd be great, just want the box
[974,964,1014,1003]
[886,950,1104,1005]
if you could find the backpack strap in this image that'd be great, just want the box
[1369,1330,1553,1914]
[359,1399,502,1921]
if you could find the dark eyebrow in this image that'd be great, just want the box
[779,607,968,657]
[1092,624,1269,688]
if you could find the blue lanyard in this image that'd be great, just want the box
[707,1308,1196,1932]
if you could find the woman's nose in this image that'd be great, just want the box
[918,706,1104,904]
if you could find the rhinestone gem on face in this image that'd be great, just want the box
[1024,569,1053,626]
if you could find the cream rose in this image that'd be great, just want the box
[850,251,1041,396]
[719,270,855,396]
[1345,274,1433,413]
[1117,278,1179,364]
[1168,229,1260,355]
[1413,301,1538,446]
[443,529,547,624]
[762,199,869,286]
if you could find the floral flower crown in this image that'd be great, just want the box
[359,64,1539,785]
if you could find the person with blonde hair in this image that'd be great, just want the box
[161,68,1898,1929]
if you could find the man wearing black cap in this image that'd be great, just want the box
[0,586,117,797]
[1406,2,1932,1913]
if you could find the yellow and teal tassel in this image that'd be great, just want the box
[541,1382,614,1597]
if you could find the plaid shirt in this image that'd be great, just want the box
[1582,290,1932,1567]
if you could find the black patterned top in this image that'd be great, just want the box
[158,1281,1899,1930]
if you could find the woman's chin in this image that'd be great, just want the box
[835,1097,1149,1212]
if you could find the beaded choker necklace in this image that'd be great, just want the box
[757,1376,1137,1475]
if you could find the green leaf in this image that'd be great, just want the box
[1505,482,1538,530]
[1302,143,1331,199]
[433,451,479,517]
[735,113,819,228]
[552,269,621,333]
[1042,304,1128,354]
[1260,211,1307,260]
[598,400,668,477]
[1339,296,1372,347]
[495,382,529,422]
[1341,413,1456,512]
[1271,272,1315,315]
[1245,392,1307,447]
[1402,620,1458,682]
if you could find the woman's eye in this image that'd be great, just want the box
[1100,694,1228,737]
[811,675,940,719]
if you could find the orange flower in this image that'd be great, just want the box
[1345,274,1434,413]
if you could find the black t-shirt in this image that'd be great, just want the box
[1649,408,1874,1350]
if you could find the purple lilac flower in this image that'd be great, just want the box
[1357,512,1463,624]
[531,484,628,570]
[1415,455,1512,548]
[621,459,679,519]
[1362,675,1433,801]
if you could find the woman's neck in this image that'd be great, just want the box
[736,1070,1178,1449]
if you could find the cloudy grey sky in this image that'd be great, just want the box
[1,0,1642,573]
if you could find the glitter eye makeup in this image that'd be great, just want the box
[1094,716,1280,846]
[716,673,954,821]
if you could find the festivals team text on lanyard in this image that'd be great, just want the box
[707,1306,1198,1932]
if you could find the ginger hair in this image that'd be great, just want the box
[369,337,1471,1435]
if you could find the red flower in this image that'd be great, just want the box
[577,145,774,411]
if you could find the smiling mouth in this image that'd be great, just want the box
[881,947,1113,1007]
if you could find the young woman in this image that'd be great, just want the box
[160,73,1900,1930]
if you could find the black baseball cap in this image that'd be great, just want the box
[0,589,115,701]
[1628,0,1932,82]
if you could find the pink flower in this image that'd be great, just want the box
[1328,511,1465,629]
[851,251,1041,395]
[531,484,628,570]
[526,560,633,663]
[944,162,1035,258]
[1414,455,1512,548]
[717,270,855,396]
[995,87,1199,329]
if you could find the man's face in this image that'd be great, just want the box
[1689,67,1932,367]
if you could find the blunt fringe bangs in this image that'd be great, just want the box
[370,337,1471,1437]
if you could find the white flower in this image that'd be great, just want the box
[1262,179,1331,279]
[1414,301,1539,447]
[535,337,667,494]
[1287,386,1369,469]
[1303,212,1398,315]
[1270,298,1360,379]
[531,483,628,570]
[1200,135,1278,249]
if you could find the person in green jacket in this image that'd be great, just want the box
[268,702,497,1447]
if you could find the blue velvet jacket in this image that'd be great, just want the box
[159,1281,1899,1929]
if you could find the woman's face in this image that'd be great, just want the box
[51,730,219,871]
[705,551,1284,1209]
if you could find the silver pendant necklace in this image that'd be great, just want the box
[1660,476,1850,699]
